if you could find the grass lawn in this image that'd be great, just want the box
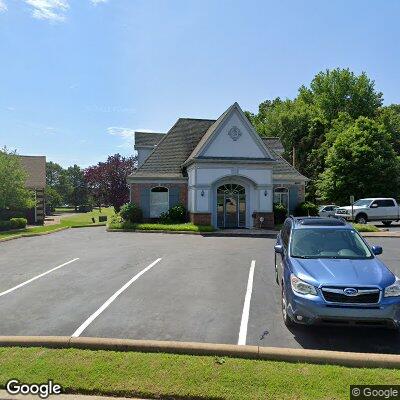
[109,221,215,232]
[352,223,380,232]
[0,208,116,241]
[60,207,115,228]
[0,347,399,400]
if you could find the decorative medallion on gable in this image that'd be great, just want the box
[228,126,242,141]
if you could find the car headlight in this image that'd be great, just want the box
[384,279,400,297]
[290,274,317,296]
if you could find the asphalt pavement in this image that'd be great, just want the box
[0,228,400,354]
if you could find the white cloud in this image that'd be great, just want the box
[25,0,69,22]
[0,0,7,12]
[90,0,108,5]
[108,127,153,149]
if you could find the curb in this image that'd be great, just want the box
[106,229,278,238]
[1,336,400,369]
[0,226,70,243]
[361,232,400,238]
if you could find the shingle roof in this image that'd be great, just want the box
[130,107,308,181]
[18,155,46,188]
[135,132,165,147]
[131,118,215,178]
[262,137,284,155]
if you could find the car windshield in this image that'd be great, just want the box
[290,228,373,259]
[353,199,372,207]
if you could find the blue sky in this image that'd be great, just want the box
[1,0,400,167]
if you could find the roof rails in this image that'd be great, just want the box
[292,216,347,226]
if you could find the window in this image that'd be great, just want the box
[150,187,169,218]
[274,187,289,212]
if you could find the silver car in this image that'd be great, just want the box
[318,205,338,218]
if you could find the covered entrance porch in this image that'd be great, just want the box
[216,183,246,228]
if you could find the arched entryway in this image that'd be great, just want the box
[217,183,246,228]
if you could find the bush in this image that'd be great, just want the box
[119,203,143,223]
[78,205,93,213]
[10,218,27,229]
[273,203,287,225]
[294,201,319,217]
[0,217,27,231]
[159,204,187,224]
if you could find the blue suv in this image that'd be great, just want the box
[275,217,400,329]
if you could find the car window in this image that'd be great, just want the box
[353,199,372,207]
[381,200,395,207]
[324,206,333,211]
[290,228,373,259]
[281,220,291,249]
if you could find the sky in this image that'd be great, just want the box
[1,0,400,167]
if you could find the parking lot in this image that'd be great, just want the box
[1,228,400,354]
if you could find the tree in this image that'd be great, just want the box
[45,186,63,212]
[64,165,88,211]
[316,117,400,204]
[0,147,35,210]
[299,68,383,123]
[377,104,400,154]
[46,161,64,187]
[85,154,136,212]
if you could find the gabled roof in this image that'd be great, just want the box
[184,102,273,164]
[131,118,215,179]
[129,103,308,181]
[135,132,165,147]
[18,155,46,188]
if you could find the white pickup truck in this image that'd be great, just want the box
[335,198,400,226]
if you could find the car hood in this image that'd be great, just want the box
[337,206,366,211]
[291,257,395,288]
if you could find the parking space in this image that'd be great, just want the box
[1,228,400,353]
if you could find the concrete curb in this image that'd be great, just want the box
[0,226,70,243]
[106,228,278,238]
[1,336,400,369]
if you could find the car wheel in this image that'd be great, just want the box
[355,214,368,224]
[281,285,295,328]
[382,221,393,227]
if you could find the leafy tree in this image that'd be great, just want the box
[0,148,35,210]
[65,165,88,211]
[46,161,64,187]
[377,104,400,154]
[85,154,136,212]
[316,117,400,204]
[299,68,383,123]
[45,186,63,212]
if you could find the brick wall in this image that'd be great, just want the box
[130,183,188,209]
[189,213,212,225]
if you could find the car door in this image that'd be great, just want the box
[369,200,383,219]
[276,220,291,285]
[381,199,397,220]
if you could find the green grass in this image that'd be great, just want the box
[0,347,399,400]
[352,223,380,232]
[109,221,215,232]
[0,208,116,241]
[54,207,76,213]
[60,207,115,228]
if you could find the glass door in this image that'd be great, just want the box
[216,184,246,228]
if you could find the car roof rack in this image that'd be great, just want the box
[293,216,347,226]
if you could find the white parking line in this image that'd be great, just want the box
[71,257,162,338]
[0,258,80,298]
[238,260,256,345]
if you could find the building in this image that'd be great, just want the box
[128,103,308,229]
[18,155,46,225]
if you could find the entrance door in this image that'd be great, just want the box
[217,184,246,228]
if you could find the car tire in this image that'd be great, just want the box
[382,221,393,227]
[281,285,295,328]
[355,213,368,224]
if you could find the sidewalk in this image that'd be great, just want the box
[0,390,147,400]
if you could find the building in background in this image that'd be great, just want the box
[128,103,308,229]
[18,155,46,225]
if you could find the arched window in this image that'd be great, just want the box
[274,187,289,211]
[150,186,169,218]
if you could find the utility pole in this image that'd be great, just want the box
[292,146,296,167]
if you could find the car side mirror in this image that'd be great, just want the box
[371,245,383,255]
[370,203,378,208]
[274,244,284,254]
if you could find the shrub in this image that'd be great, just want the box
[294,201,319,217]
[0,217,27,231]
[273,203,287,225]
[78,205,93,213]
[119,203,143,223]
[10,218,27,229]
[159,204,187,224]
